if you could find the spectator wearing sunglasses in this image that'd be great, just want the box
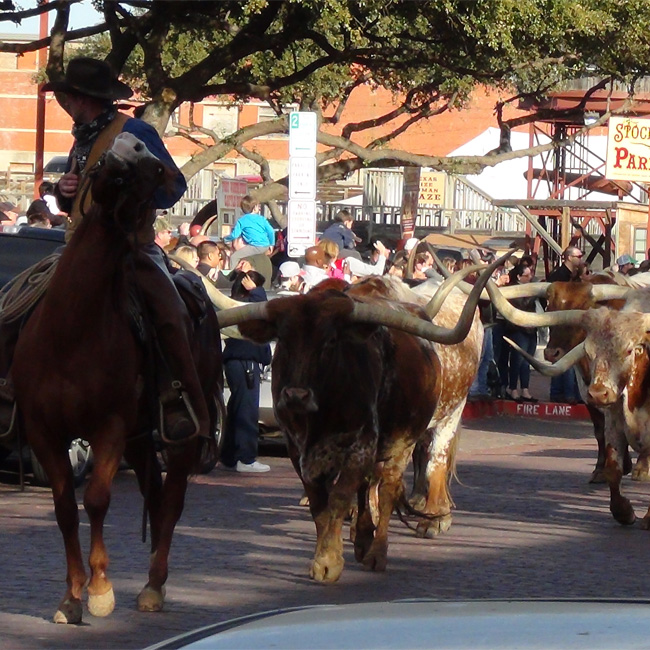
[547,246,583,283]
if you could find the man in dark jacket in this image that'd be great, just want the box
[546,246,583,403]
[221,269,272,473]
[547,246,583,282]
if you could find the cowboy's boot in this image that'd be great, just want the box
[134,246,210,443]
[0,378,16,437]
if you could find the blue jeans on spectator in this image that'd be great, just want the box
[550,368,579,403]
[492,320,510,396]
[470,326,494,397]
[223,359,261,467]
[508,329,537,392]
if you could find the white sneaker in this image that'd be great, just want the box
[236,460,270,473]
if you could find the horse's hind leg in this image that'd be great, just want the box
[134,442,194,612]
[122,438,166,612]
[27,426,86,624]
[82,430,125,618]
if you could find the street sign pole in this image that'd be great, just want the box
[288,111,318,257]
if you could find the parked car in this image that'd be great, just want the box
[42,155,69,180]
[0,226,92,486]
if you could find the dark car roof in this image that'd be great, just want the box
[0,227,65,289]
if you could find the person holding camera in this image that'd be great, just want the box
[220,261,272,473]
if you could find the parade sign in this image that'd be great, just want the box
[606,116,650,182]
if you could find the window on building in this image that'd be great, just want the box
[256,104,297,138]
[634,227,647,261]
[202,104,239,138]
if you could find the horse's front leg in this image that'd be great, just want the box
[137,442,195,612]
[26,423,86,624]
[83,428,125,618]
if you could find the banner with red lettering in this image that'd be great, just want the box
[606,116,650,182]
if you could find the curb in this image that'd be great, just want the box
[463,399,589,421]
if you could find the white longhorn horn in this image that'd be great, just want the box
[348,251,511,344]
[430,249,550,300]
[504,337,586,377]
[485,279,584,328]
[590,284,633,302]
[168,253,241,310]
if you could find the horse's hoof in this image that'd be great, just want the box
[137,585,165,612]
[309,557,343,583]
[53,598,82,624]
[88,588,115,618]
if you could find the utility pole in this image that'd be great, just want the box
[33,0,48,198]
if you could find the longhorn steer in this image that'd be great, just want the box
[216,264,494,582]
[490,284,650,528]
[544,278,638,482]
[351,276,483,537]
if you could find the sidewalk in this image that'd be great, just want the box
[464,346,590,422]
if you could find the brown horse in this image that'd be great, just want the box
[10,133,222,623]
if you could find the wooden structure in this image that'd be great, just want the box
[515,87,650,275]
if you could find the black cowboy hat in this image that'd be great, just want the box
[42,57,133,101]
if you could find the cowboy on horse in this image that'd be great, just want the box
[0,57,207,444]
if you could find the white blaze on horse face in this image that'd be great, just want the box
[109,133,156,165]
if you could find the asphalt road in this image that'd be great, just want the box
[1,414,649,649]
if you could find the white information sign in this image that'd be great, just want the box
[288,112,318,253]
[606,116,650,182]
[289,156,317,200]
[289,111,318,157]
[287,199,317,255]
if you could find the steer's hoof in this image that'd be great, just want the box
[416,513,452,538]
[631,466,650,482]
[588,469,607,484]
[361,546,387,572]
[137,585,165,612]
[611,500,636,526]
[310,557,343,583]
[88,588,115,617]
[408,493,427,511]
[53,598,83,624]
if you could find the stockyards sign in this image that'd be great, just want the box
[606,116,650,182]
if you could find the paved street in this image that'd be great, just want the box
[1,415,649,649]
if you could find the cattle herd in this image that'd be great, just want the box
[7,134,650,624]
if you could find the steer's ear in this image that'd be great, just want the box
[238,318,277,344]
[628,339,650,411]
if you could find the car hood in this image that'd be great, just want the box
[143,599,650,649]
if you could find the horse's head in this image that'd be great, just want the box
[90,132,176,233]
